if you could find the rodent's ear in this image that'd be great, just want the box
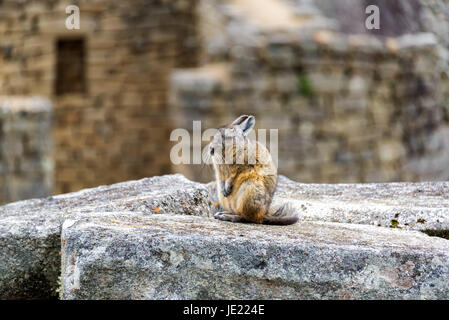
[241,115,255,135]
[231,115,249,126]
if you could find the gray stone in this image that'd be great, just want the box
[0,206,60,299]
[273,175,449,231]
[1,173,449,299]
[0,96,53,204]
[61,213,449,300]
[0,174,212,299]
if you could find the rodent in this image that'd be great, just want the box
[207,115,298,225]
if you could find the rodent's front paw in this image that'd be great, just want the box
[221,185,232,197]
[221,180,233,197]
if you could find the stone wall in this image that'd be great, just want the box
[170,0,449,183]
[1,0,449,199]
[0,96,52,204]
[0,0,200,194]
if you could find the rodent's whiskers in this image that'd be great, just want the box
[198,143,215,181]
[202,143,212,165]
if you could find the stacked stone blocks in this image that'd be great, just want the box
[0,96,52,204]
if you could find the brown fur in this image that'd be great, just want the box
[208,115,298,225]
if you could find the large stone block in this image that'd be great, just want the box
[61,213,449,300]
[1,173,449,299]
[0,174,212,299]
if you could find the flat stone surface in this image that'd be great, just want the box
[1,173,449,299]
[61,213,449,300]
[273,176,449,231]
[0,174,212,299]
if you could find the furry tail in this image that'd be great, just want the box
[263,203,298,225]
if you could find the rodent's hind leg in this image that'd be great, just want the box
[214,211,247,223]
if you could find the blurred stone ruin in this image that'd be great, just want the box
[0,96,52,204]
[0,0,449,203]
[171,0,449,183]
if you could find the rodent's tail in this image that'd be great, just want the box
[263,203,298,225]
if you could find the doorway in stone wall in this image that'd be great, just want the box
[55,38,86,95]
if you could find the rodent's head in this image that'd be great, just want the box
[208,115,255,165]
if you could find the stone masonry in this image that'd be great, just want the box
[0,96,52,204]
[0,0,200,195]
[1,0,449,202]
[170,0,449,183]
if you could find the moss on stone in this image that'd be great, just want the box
[422,229,449,240]
[389,219,401,228]
[297,74,314,97]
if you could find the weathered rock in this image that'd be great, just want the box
[273,176,449,231]
[1,173,449,299]
[0,174,212,299]
[0,210,60,299]
[61,213,449,300]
